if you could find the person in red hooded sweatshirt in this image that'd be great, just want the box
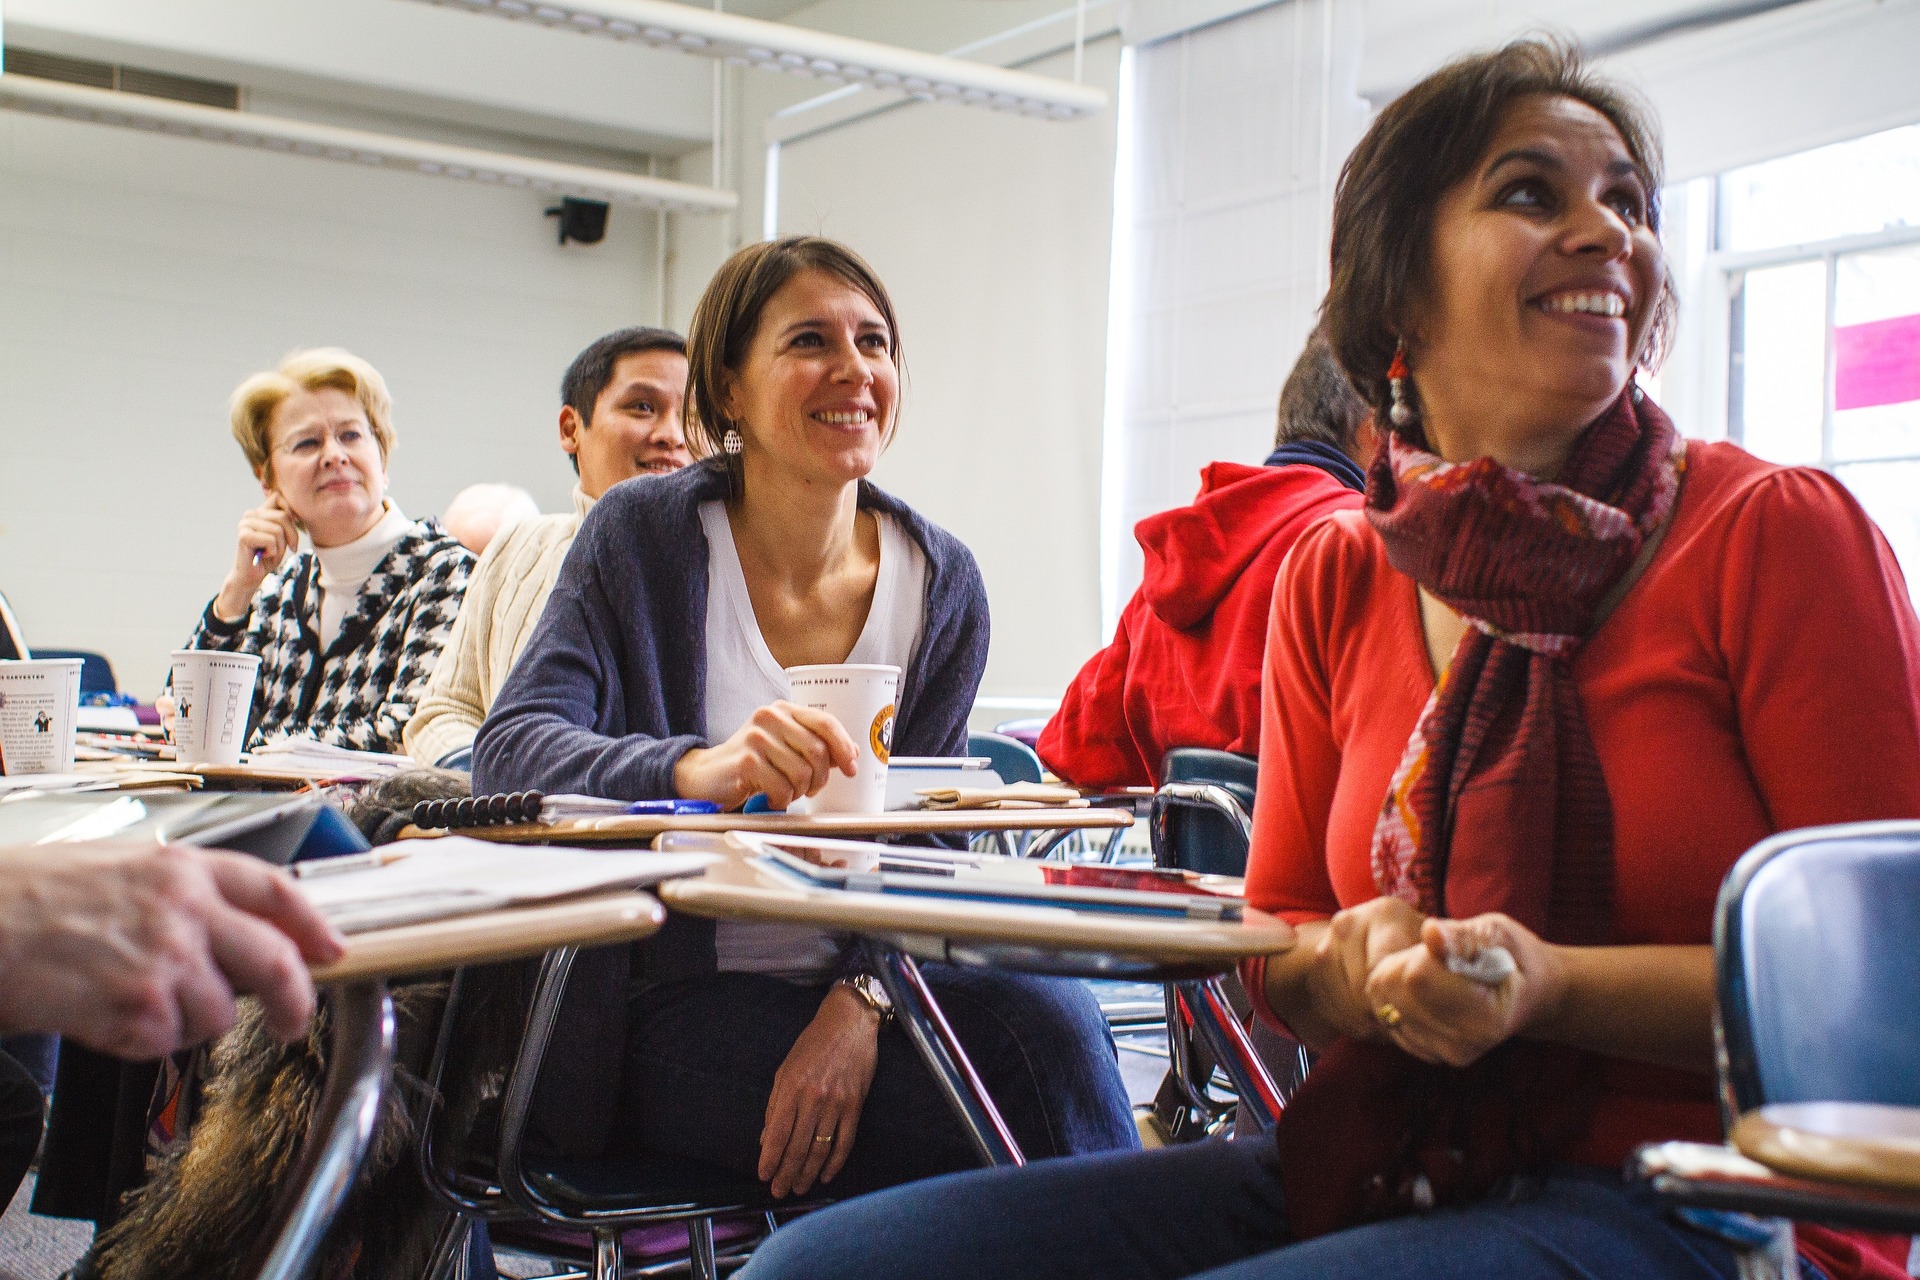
[1039,329,1375,789]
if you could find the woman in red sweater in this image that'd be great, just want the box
[739,39,1920,1280]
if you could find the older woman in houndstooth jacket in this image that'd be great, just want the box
[172,347,471,755]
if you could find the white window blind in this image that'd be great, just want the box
[1102,0,1366,631]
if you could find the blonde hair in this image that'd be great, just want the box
[229,348,395,484]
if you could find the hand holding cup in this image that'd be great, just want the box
[673,701,859,811]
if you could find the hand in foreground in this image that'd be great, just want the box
[1296,896,1429,1047]
[673,701,858,811]
[758,983,882,1198]
[214,494,301,621]
[1363,913,1568,1068]
[0,842,346,1059]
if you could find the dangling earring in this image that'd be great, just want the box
[1387,341,1414,428]
[721,427,743,456]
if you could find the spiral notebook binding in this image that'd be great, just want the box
[413,791,545,830]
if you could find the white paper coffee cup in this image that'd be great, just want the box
[0,658,83,776]
[786,663,899,814]
[170,649,262,766]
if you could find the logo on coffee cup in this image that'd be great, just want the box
[33,711,52,734]
[870,704,895,764]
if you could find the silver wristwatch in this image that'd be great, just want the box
[836,973,894,1024]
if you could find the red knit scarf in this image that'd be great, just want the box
[1368,386,1684,938]
[1273,388,1686,1239]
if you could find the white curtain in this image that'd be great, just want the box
[1102,0,1368,630]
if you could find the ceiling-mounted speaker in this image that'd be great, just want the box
[546,196,610,245]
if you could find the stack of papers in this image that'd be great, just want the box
[0,767,200,797]
[249,737,413,778]
[294,835,719,933]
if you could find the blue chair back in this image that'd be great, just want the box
[991,718,1047,750]
[1154,748,1259,877]
[968,731,1044,786]
[1717,821,1920,1113]
[0,589,24,662]
[33,648,117,695]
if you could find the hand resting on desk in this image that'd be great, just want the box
[0,841,345,1059]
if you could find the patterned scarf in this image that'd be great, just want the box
[1274,387,1686,1240]
[1368,386,1684,940]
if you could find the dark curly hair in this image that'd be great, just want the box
[1324,36,1677,428]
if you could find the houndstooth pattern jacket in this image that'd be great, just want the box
[185,519,473,754]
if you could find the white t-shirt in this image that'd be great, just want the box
[313,502,413,651]
[697,499,928,980]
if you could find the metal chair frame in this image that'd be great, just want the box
[1147,768,1294,1136]
[415,967,522,1280]
[414,951,790,1280]
[243,983,398,1280]
[498,948,824,1280]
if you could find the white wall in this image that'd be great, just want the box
[766,34,1124,706]
[0,109,666,698]
[1106,0,1368,623]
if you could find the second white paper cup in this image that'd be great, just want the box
[170,649,262,766]
[786,663,899,814]
[0,658,83,776]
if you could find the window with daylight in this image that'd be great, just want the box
[1720,124,1920,600]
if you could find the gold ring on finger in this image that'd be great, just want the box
[1374,1002,1402,1028]
[813,1133,834,1145]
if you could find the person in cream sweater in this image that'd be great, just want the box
[404,327,690,767]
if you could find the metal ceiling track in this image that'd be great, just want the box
[399,0,1109,120]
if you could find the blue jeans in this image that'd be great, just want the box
[614,965,1139,1195]
[738,1137,1746,1280]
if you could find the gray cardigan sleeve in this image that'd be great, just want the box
[472,513,706,799]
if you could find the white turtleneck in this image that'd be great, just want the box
[314,502,413,650]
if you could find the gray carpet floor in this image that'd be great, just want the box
[0,1175,90,1280]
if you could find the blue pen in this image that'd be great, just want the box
[625,799,723,815]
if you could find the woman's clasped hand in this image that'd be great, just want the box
[672,699,859,811]
[1287,898,1565,1069]
[1362,912,1565,1069]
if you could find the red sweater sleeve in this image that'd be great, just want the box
[1237,523,1352,1028]
[1717,468,1920,826]
[1244,523,1348,924]
[1037,596,1152,790]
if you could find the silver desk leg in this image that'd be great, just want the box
[249,981,396,1280]
[1176,977,1284,1131]
[873,948,1025,1167]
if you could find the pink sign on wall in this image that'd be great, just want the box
[1835,313,1920,411]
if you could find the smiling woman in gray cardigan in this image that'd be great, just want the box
[475,458,984,804]
[475,237,1136,1205]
